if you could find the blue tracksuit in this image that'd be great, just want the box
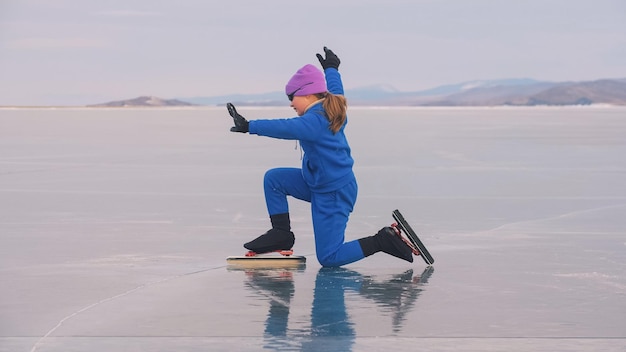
[248,68,365,267]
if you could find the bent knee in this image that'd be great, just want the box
[263,168,279,182]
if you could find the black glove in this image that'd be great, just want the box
[316,46,340,70]
[227,102,249,133]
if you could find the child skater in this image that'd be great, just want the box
[228,47,416,267]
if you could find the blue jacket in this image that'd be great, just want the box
[248,68,355,193]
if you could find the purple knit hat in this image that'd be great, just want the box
[285,64,327,97]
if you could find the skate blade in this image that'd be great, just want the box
[392,209,435,266]
[226,252,306,269]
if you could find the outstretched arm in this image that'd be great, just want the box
[316,47,344,96]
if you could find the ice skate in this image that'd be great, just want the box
[376,227,415,263]
[243,228,295,255]
[227,229,303,268]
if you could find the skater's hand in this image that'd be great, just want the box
[227,102,249,133]
[316,46,340,70]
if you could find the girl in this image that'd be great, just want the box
[228,47,415,267]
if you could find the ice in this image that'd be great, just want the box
[1,106,625,351]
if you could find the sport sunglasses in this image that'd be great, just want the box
[287,82,315,101]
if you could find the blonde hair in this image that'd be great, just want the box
[316,92,347,133]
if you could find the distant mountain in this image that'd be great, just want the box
[419,78,626,106]
[524,79,626,106]
[88,96,195,107]
[411,78,545,96]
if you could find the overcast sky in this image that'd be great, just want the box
[1,0,625,105]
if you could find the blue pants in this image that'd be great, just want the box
[264,168,364,267]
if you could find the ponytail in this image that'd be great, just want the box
[316,92,347,133]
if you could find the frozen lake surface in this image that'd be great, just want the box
[1,106,625,351]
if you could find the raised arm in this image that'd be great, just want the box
[316,47,344,96]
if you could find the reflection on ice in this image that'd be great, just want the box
[236,267,434,350]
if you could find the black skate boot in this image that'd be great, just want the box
[244,229,295,254]
[244,213,295,254]
[358,227,414,263]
